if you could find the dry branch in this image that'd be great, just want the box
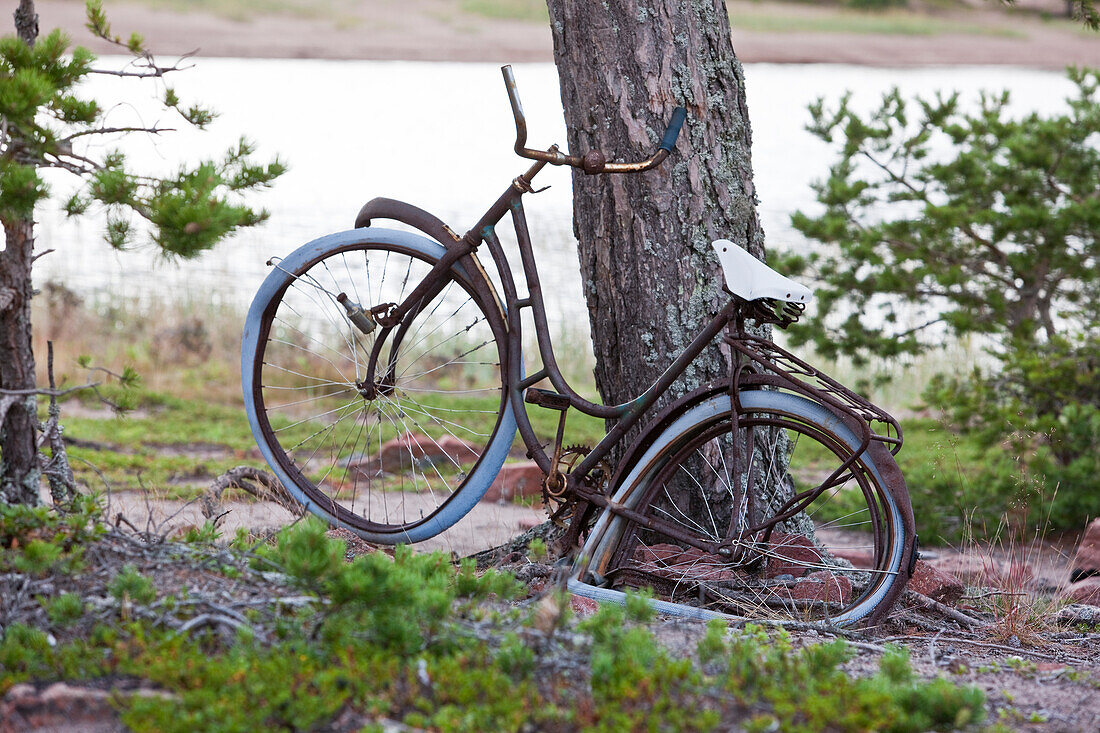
[202,466,305,522]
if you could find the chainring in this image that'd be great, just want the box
[543,444,611,526]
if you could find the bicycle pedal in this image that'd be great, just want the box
[524,388,570,411]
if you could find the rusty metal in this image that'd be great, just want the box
[738,295,806,330]
[336,292,376,334]
[525,388,571,411]
[544,406,570,496]
[725,300,904,454]
[502,64,678,175]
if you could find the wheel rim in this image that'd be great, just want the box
[251,243,508,536]
[595,394,902,624]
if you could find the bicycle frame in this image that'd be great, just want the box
[353,145,917,549]
[358,159,741,494]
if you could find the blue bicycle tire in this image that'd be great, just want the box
[242,228,516,544]
[571,390,908,626]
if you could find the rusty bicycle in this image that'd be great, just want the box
[242,66,917,626]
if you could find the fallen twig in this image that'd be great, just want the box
[203,466,305,522]
[904,590,985,628]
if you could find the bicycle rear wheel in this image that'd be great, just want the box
[242,228,515,543]
[574,390,910,626]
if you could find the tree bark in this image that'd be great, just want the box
[13,0,38,47]
[0,219,40,505]
[547,0,763,436]
[2,1,41,505]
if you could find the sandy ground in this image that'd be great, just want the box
[100,487,545,556]
[28,0,1100,69]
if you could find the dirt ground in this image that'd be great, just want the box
[102,484,546,558]
[30,0,1100,69]
[90,473,1100,730]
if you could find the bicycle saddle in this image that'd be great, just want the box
[711,239,813,304]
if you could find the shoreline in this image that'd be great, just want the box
[31,1,1100,70]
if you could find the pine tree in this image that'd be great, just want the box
[0,1,284,504]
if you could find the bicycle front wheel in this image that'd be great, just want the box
[242,228,515,543]
[575,390,909,626]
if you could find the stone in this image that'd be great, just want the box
[1060,576,1100,607]
[1070,517,1100,582]
[482,461,545,502]
[632,543,734,581]
[908,559,965,605]
[1054,602,1100,628]
[830,548,875,569]
[783,571,853,606]
[569,594,600,618]
[636,542,704,565]
[375,432,480,472]
[0,682,175,733]
[764,532,824,578]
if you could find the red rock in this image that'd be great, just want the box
[570,594,600,618]
[908,560,965,605]
[831,548,875,569]
[376,432,480,472]
[929,555,988,587]
[0,682,175,733]
[636,542,701,565]
[1071,518,1100,582]
[1061,576,1100,607]
[632,543,735,581]
[783,571,853,606]
[482,461,545,502]
[764,532,824,578]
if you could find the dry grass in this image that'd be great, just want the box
[959,499,1073,645]
[32,281,247,407]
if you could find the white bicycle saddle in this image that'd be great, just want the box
[711,239,813,304]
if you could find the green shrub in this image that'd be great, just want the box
[0,497,100,575]
[781,68,1100,537]
[924,334,1100,534]
[108,564,157,605]
[45,592,86,627]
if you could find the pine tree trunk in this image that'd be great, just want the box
[1,1,42,505]
[13,0,38,47]
[546,1,784,532]
[0,219,40,505]
[547,0,763,432]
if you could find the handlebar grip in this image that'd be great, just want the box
[658,107,687,153]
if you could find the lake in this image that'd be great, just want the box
[34,59,1076,326]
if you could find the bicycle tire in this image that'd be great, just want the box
[572,390,910,626]
[242,228,516,543]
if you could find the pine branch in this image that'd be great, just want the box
[61,125,176,142]
[86,59,196,79]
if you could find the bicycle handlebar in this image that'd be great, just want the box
[502,65,686,175]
